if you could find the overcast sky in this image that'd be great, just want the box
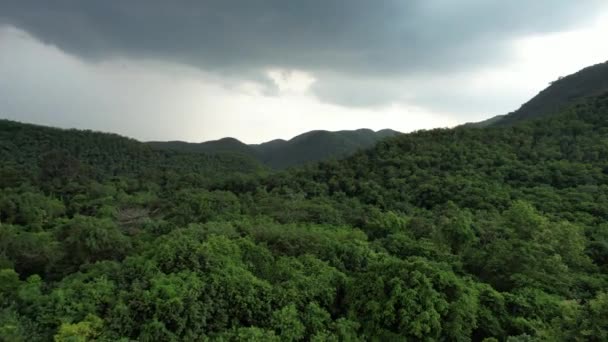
[1,1,608,143]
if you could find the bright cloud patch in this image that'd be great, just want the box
[267,69,316,94]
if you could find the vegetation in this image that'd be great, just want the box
[148,128,400,169]
[469,60,608,127]
[1,87,608,339]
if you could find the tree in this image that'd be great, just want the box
[57,216,130,270]
[347,257,477,341]
[54,314,103,342]
[271,305,305,341]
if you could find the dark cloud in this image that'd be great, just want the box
[1,1,604,73]
[0,1,606,108]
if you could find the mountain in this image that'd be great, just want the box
[281,91,608,211]
[460,114,506,128]
[467,60,608,127]
[148,137,260,158]
[4,65,608,341]
[0,119,266,188]
[254,128,401,169]
[148,128,401,169]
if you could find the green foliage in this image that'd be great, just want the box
[271,304,305,341]
[166,189,241,225]
[57,216,131,270]
[53,314,103,342]
[347,257,478,340]
[0,225,63,277]
[212,326,279,341]
[577,292,608,341]
[1,88,608,339]
[0,189,64,229]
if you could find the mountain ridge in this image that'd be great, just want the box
[464,60,608,127]
[148,128,402,169]
[3,62,608,341]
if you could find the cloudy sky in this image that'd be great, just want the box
[1,1,608,143]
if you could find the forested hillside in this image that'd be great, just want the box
[499,61,608,125]
[1,91,608,340]
[148,128,401,169]
[0,120,266,189]
[466,60,608,127]
[148,138,260,160]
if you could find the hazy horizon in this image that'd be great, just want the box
[1,116,404,145]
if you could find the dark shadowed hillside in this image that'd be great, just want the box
[0,119,266,188]
[148,128,401,169]
[255,128,401,169]
[148,137,260,158]
[467,60,608,127]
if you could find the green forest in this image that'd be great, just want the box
[2,73,608,340]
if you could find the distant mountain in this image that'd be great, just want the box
[468,60,608,127]
[148,128,401,169]
[148,137,260,158]
[254,128,401,169]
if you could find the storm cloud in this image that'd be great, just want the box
[1,1,607,142]
[1,1,605,75]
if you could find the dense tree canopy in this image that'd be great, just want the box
[1,92,608,340]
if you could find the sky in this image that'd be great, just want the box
[1,1,608,144]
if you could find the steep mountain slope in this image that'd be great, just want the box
[468,60,608,127]
[148,128,401,169]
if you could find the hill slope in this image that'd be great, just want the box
[3,92,607,341]
[148,137,260,158]
[278,91,608,211]
[0,119,266,187]
[148,128,401,169]
[468,60,608,126]
[3,69,608,341]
